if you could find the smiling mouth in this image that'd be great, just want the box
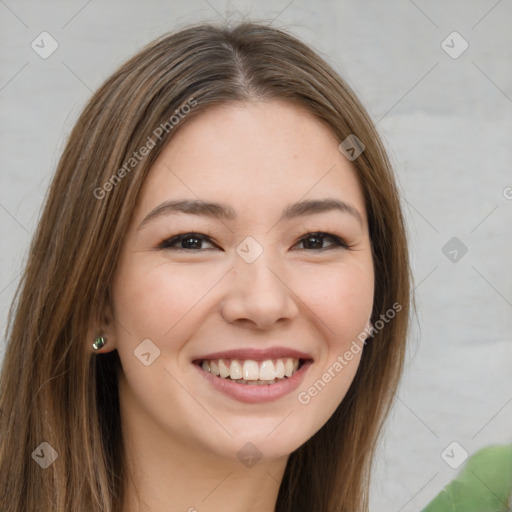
[194,357,307,385]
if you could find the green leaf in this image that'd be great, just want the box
[421,444,512,512]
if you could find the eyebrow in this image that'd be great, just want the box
[138,198,364,229]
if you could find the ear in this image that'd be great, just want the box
[87,292,118,354]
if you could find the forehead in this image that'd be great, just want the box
[136,100,367,224]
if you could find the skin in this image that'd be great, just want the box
[94,100,375,512]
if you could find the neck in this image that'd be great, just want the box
[118,373,288,512]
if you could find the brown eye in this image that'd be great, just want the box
[294,232,349,250]
[159,233,218,251]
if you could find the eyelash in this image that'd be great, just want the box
[157,232,351,252]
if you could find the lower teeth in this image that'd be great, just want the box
[228,377,287,385]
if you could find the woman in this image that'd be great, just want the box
[0,21,411,511]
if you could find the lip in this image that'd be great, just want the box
[192,346,313,362]
[193,358,314,404]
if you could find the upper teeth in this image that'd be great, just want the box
[201,358,300,381]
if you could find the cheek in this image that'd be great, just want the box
[110,260,222,412]
[294,259,374,344]
[290,264,373,438]
[112,260,216,340]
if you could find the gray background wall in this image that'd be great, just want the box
[1,1,511,510]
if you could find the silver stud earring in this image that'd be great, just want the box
[92,335,106,350]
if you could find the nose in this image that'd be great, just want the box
[220,252,299,330]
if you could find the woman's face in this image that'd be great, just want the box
[110,100,374,463]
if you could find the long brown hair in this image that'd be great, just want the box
[0,21,410,511]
